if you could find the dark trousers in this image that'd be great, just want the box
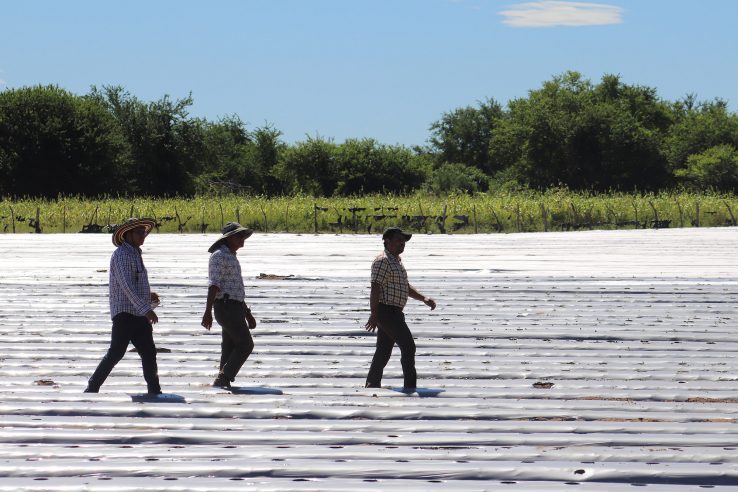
[88,312,161,393]
[214,300,254,381]
[366,304,417,388]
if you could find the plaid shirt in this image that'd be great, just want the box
[371,249,409,309]
[109,242,152,319]
[208,244,246,302]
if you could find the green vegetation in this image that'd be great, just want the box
[2,191,737,234]
[3,72,738,201]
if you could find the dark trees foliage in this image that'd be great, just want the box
[0,85,129,197]
[487,72,672,191]
[429,99,504,175]
[89,86,207,196]
[2,73,738,198]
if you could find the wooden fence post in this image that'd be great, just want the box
[695,202,700,227]
[648,201,659,226]
[285,203,290,233]
[260,204,268,232]
[540,203,548,232]
[724,200,736,226]
[34,207,41,233]
[632,201,639,229]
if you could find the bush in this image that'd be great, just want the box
[676,144,738,192]
[425,162,490,194]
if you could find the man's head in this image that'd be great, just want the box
[113,218,156,248]
[208,222,254,253]
[382,227,412,256]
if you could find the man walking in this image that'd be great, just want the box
[201,222,257,389]
[85,218,162,394]
[365,227,436,390]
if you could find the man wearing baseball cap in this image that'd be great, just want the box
[364,227,436,390]
[85,218,162,394]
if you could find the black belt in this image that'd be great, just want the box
[216,297,244,305]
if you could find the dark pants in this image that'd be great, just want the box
[87,312,161,393]
[366,304,417,389]
[214,299,254,381]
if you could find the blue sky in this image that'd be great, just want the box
[2,1,737,147]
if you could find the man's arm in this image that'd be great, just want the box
[364,283,381,332]
[201,284,220,330]
[409,284,436,310]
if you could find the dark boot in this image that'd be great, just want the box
[212,374,231,389]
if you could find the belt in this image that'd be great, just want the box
[215,297,245,305]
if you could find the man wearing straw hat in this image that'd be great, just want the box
[365,227,436,391]
[201,222,257,389]
[85,218,162,394]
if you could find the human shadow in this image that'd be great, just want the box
[392,388,445,398]
[130,393,186,403]
[228,387,284,395]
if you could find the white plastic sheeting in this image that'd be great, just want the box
[1,228,738,491]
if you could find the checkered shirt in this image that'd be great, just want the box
[109,242,152,318]
[208,244,246,302]
[371,249,409,309]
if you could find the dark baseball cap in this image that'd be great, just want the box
[382,227,412,241]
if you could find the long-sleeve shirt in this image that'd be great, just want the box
[208,244,246,302]
[109,242,151,318]
[371,249,409,309]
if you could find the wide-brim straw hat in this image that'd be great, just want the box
[112,218,156,246]
[208,222,254,253]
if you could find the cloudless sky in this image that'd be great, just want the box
[2,0,737,147]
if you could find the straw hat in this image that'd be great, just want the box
[208,222,254,253]
[112,218,156,246]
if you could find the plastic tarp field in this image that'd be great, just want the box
[1,228,738,491]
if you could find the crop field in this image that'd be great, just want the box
[1,228,738,491]
[2,191,738,235]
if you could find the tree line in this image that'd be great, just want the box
[1,71,738,198]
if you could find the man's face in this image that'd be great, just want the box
[226,232,247,251]
[125,227,148,247]
[385,233,407,255]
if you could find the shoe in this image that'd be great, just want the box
[84,386,99,393]
[212,375,231,389]
[365,382,381,388]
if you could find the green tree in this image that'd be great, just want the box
[489,72,672,191]
[273,136,338,196]
[429,98,504,174]
[425,162,489,194]
[333,139,429,196]
[89,85,207,196]
[664,96,738,172]
[0,85,130,197]
[675,144,738,191]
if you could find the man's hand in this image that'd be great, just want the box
[364,313,378,332]
[150,292,160,304]
[246,311,257,330]
[423,297,436,310]
[145,310,158,325]
[201,311,213,330]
